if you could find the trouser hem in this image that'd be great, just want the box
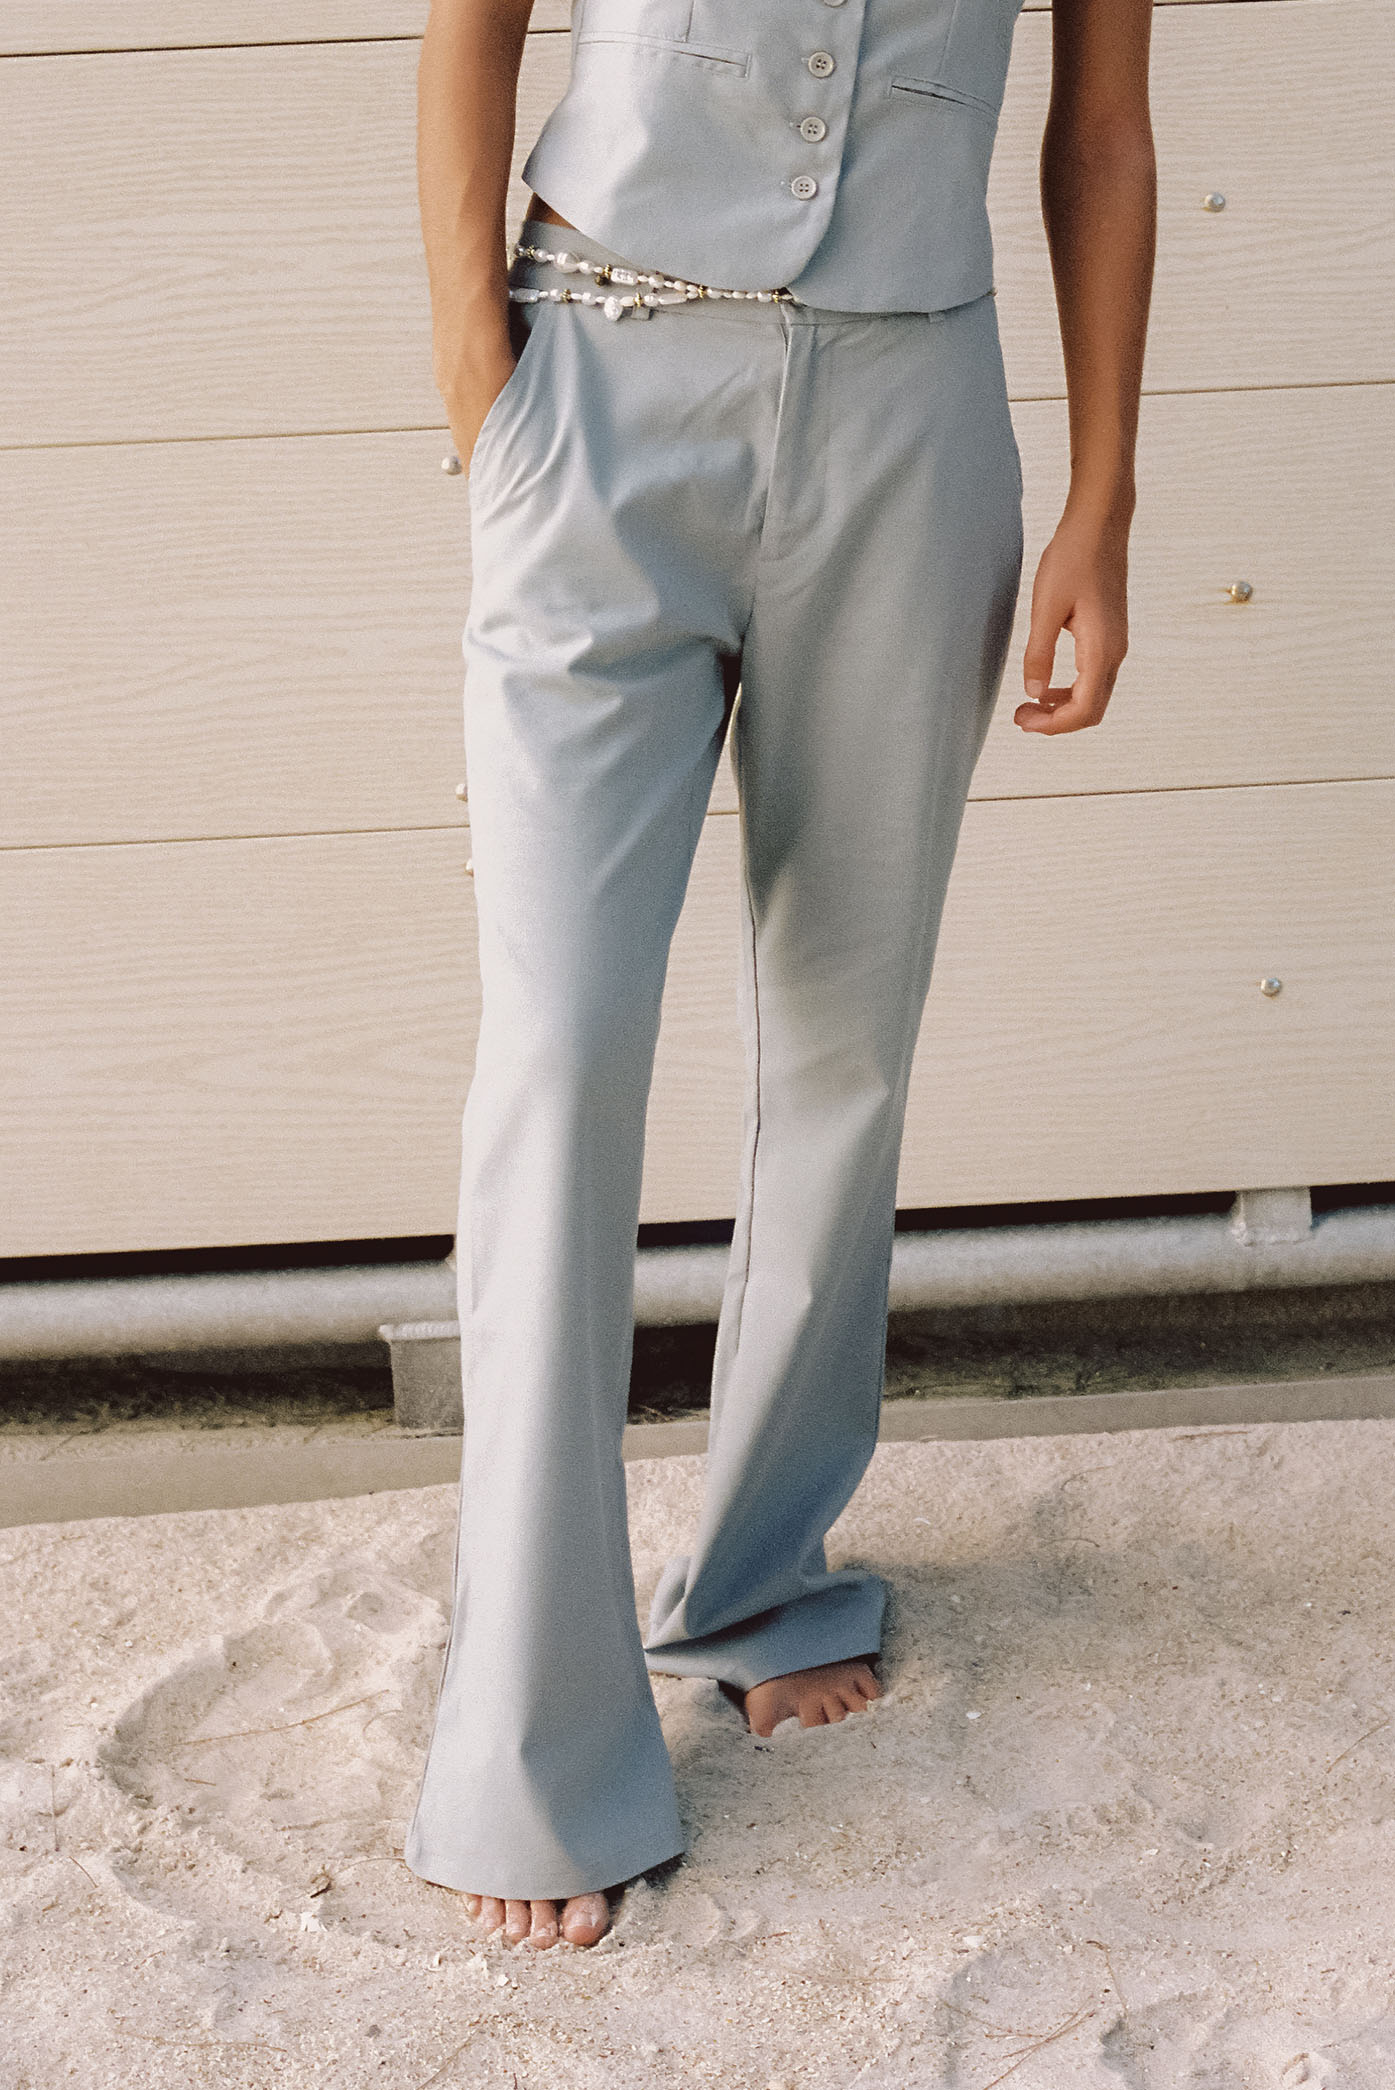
[642,1572,887,1693]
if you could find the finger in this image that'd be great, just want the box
[1021,624,1060,704]
[1013,688,1069,727]
[1012,688,1072,729]
[1017,663,1115,735]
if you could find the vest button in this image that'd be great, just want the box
[798,114,828,142]
[807,50,836,77]
[790,175,819,201]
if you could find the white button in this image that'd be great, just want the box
[798,114,828,142]
[807,50,836,77]
[790,175,819,201]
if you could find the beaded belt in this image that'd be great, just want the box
[508,241,795,322]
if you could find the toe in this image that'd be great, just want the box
[475,1896,506,1933]
[503,1898,532,1943]
[745,1686,778,1739]
[527,1900,560,1949]
[460,1893,482,1918]
[561,1892,611,1947]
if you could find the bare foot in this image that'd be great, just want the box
[741,1656,883,1739]
[460,1889,611,1950]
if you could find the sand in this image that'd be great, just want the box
[2,1417,1393,2088]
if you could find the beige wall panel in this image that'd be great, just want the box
[637,780,1395,1222]
[6,2,1384,447]
[709,748,739,816]
[0,3,570,53]
[2,428,739,847]
[0,829,475,1257]
[972,381,1395,798]
[994,0,1395,397]
[7,379,1385,850]
[902,779,1395,1206]
[0,814,734,1254]
[5,779,1390,1253]
[1,34,561,446]
[2,430,473,848]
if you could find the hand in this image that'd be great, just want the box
[436,321,518,476]
[1015,504,1131,735]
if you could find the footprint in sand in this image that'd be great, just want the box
[98,1560,446,1885]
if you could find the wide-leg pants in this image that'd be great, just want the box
[404,222,1024,1901]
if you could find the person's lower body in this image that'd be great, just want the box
[404,221,1024,1902]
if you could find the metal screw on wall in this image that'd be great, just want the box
[1227,580,1254,602]
[1202,192,1226,212]
[1259,978,1283,998]
[443,453,463,475]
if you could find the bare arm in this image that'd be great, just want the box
[1016,0,1156,735]
[418,0,536,467]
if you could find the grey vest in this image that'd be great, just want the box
[521,0,1026,312]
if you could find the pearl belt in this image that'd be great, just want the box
[508,241,795,322]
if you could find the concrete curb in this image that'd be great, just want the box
[4,1371,1395,1530]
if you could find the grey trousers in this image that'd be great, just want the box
[404,222,1024,1901]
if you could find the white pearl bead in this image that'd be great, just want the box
[513,240,790,310]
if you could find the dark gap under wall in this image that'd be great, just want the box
[5,1280,1395,1434]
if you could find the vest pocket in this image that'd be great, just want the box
[576,32,748,73]
[889,75,1001,119]
[574,0,749,70]
[934,0,1023,116]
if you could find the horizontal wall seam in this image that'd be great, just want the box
[0,31,571,64]
[0,0,1290,61]
[0,823,473,856]
[4,380,1393,458]
[9,775,1395,859]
